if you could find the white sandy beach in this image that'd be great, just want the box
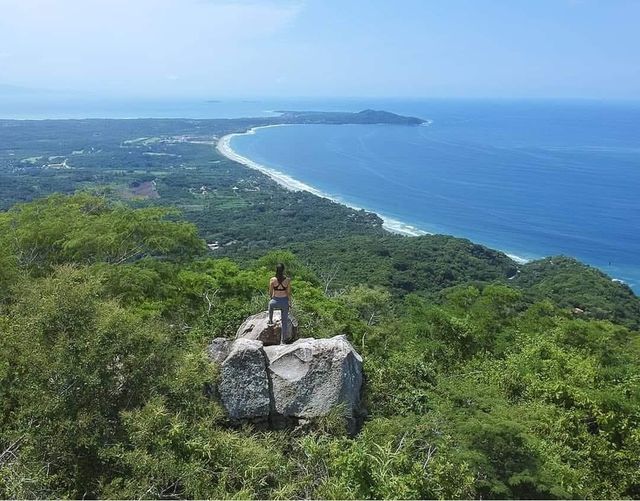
[216,125,428,237]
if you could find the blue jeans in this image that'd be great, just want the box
[268,297,289,343]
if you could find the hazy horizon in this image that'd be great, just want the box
[1,0,639,100]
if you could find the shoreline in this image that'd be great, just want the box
[215,128,636,286]
[216,125,428,237]
[216,125,536,264]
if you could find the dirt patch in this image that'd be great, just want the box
[127,180,160,199]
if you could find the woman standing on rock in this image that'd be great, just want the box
[268,263,291,343]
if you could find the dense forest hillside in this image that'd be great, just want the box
[0,120,639,499]
[0,193,638,499]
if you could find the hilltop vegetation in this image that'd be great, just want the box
[0,193,638,499]
[0,119,639,498]
[516,256,640,329]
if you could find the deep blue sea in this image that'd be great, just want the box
[2,96,638,291]
[227,100,640,292]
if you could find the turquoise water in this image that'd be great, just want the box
[228,100,640,292]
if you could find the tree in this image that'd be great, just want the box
[0,193,204,275]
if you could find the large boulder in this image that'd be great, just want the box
[264,335,363,419]
[216,338,271,419]
[236,310,298,346]
[207,334,363,424]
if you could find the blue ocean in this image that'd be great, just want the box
[3,96,639,291]
[227,100,640,292]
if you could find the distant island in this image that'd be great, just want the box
[274,109,426,125]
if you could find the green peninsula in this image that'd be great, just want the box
[274,108,426,125]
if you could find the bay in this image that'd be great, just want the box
[228,100,640,291]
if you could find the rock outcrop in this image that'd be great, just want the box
[207,333,363,425]
[216,339,271,419]
[236,310,298,346]
[264,336,362,418]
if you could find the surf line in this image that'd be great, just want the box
[216,125,427,237]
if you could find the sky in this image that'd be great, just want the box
[0,0,639,99]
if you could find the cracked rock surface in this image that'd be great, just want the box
[216,338,271,420]
[207,333,362,423]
